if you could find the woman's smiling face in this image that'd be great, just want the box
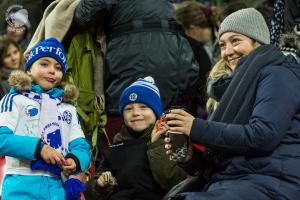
[219,32,258,71]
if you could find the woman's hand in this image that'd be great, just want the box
[164,136,194,162]
[151,120,168,143]
[164,136,172,156]
[165,109,195,136]
[96,171,117,188]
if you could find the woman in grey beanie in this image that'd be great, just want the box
[164,8,300,200]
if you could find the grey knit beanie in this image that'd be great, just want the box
[218,8,270,44]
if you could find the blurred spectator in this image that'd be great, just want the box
[0,1,44,35]
[175,0,212,117]
[176,0,220,65]
[279,31,300,64]
[176,1,214,50]
[0,35,23,98]
[73,0,199,139]
[284,0,300,33]
[3,6,32,51]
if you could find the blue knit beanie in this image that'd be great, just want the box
[25,38,67,76]
[119,76,163,119]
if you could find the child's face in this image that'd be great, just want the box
[27,57,63,90]
[2,43,21,70]
[123,103,156,132]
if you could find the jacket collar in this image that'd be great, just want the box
[7,70,79,104]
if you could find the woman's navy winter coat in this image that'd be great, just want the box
[178,45,300,200]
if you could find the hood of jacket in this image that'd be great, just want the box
[7,70,79,104]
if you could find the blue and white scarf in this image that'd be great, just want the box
[21,84,67,154]
[16,84,85,200]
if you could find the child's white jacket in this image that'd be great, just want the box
[0,71,91,177]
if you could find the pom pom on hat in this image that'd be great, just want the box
[119,76,163,118]
[25,38,67,76]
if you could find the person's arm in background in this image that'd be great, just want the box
[73,0,117,29]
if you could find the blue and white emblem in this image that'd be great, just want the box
[25,105,38,117]
[129,93,138,101]
[63,110,72,124]
[41,122,64,153]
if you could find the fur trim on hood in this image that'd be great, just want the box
[279,31,300,57]
[8,70,79,104]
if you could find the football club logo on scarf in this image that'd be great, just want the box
[41,122,64,153]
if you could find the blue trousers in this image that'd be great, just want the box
[2,174,65,200]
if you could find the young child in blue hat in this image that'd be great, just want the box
[84,76,187,200]
[0,38,91,200]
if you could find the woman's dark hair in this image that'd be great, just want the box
[176,1,211,30]
[0,35,23,66]
[219,1,248,22]
[176,0,219,41]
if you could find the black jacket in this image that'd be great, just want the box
[84,125,186,200]
[74,0,199,114]
[284,0,300,32]
[185,36,211,109]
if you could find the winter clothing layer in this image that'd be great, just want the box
[177,45,300,200]
[84,125,186,200]
[25,38,67,76]
[0,71,91,199]
[24,0,80,57]
[218,8,270,44]
[119,76,163,118]
[74,0,199,114]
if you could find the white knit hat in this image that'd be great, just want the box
[218,8,270,44]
